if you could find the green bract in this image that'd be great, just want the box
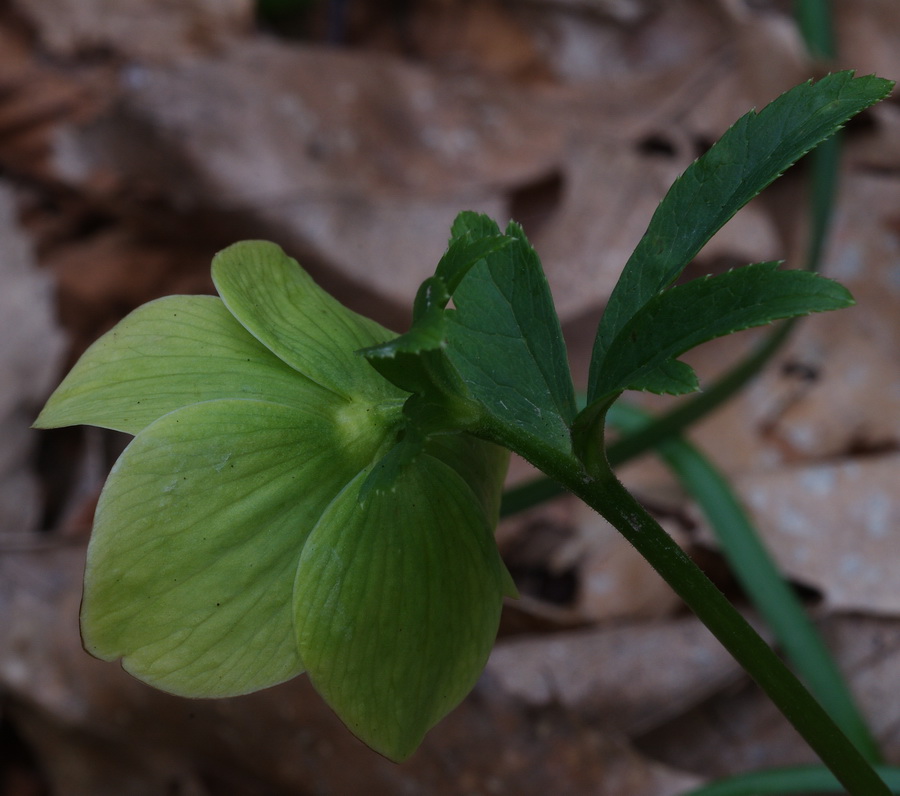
[35,241,511,761]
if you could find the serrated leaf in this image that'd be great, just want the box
[81,398,384,697]
[450,210,503,241]
[293,456,507,761]
[366,227,512,394]
[34,295,333,435]
[364,213,577,459]
[591,263,854,401]
[443,222,577,454]
[212,240,397,401]
[589,71,893,402]
[430,229,511,310]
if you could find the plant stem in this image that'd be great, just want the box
[608,402,882,765]
[490,409,889,795]
[568,471,889,796]
[485,412,888,793]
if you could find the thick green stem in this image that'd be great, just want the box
[487,413,889,796]
[573,473,888,796]
[609,402,882,765]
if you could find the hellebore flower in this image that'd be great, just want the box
[35,241,511,760]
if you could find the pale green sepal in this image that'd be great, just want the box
[212,241,400,402]
[34,295,336,435]
[82,398,386,698]
[293,456,507,761]
[424,433,509,523]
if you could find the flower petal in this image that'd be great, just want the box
[35,295,334,435]
[81,398,383,697]
[212,241,399,401]
[293,455,507,761]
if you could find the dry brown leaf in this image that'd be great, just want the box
[0,22,97,179]
[400,0,553,82]
[42,0,797,322]
[11,0,254,62]
[486,615,745,735]
[50,39,564,314]
[699,454,900,615]
[638,614,900,777]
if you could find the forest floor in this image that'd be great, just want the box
[2,1,900,794]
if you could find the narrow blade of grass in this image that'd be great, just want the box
[681,764,900,796]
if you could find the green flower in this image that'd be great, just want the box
[35,241,511,761]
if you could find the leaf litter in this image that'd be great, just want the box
[2,0,900,792]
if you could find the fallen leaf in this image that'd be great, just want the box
[699,454,900,614]
[637,614,900,777]
[10,0,254,61]
[486,615,745,735]
[43,1,794,322]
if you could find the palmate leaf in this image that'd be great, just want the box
[588,71,893,405]
[591,262,855,401]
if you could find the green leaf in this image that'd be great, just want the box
[212,240,398,401]
[293,456,507,761]
[430,227,511,312]
[364,212,577,460]
[681,764,900,796]
[81,398,384,697]
[591,263,855,401]
[365,225,512,395]
[443,221,577,453]
[33,295,335,435]
[589,71,893,402]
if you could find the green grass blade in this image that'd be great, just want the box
[795,0,836,59]
[573,472,888,795]
[681,764,900,796]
